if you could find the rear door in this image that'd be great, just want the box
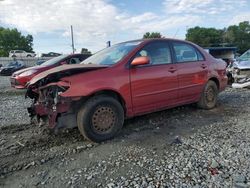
[130,41,178,115]
[172,42,208,103]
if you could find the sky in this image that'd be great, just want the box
[0,0,250,55]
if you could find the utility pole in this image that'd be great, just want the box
[71,25,75,54]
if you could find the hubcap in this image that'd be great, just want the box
[92,106,116,134]
[206,87,215,103]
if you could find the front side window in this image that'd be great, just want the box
[173,42,204,63]
[135,42,172,65]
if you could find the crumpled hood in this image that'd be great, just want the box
[234,61,250,69]
[28,64,109,87]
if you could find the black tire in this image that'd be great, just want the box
[197,80,218,109]
[77,95,124,142]
[12,55,16,58]
[27,55,31,57]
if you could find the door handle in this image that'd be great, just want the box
[168,67,177,73]
[201,64,207,69]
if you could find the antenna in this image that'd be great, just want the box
[71,25,75,54]
[173,28,179,38]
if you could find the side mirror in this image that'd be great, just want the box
[131,56,150,66]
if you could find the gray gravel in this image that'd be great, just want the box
[0,94,32,126]
[0,88,250,187]
[0,76,11,90]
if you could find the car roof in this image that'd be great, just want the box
[118,38,196,46]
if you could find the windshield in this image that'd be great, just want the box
[239,50,250,61]
[81,41,142,65]
[8,61,18,67]
[42,54,68,66]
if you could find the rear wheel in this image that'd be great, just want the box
[77,95,124,142]
[197,80,218,109]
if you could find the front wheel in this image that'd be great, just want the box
[77,95,124,142]
[197,80,218,109]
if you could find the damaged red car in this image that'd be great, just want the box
[26,39,228,142]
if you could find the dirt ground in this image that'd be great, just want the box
[0,77,250,187]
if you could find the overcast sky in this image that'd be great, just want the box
[0,0,250,54]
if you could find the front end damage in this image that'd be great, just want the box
[26,64,108,130]
[227,61,250,89]
[27,82,80,129]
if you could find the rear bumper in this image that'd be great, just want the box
[220,75,228,91]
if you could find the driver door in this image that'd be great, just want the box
[130,41,178,115]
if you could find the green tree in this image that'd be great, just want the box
[186,27,223,47]
[81,48,92,55]
[0,27,33,57]
[225,21,250,54]
[143,32,162,39]
[186,22,250,54]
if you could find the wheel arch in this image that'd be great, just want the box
[78,89,127,115]
[208,77,220,90]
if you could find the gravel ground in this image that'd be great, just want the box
[0,87,250,187]
[0,76,11,90]
[0,76,25,94]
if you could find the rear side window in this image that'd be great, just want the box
[136,42,172,65]
[173,42,204,63]
[69,57,81,64]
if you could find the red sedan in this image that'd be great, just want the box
[26,38,228,142]
[10,54,91,89]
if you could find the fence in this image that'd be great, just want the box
[0,57,52,67]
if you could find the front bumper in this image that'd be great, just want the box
[26,81,80,129]
[28,100,72,128]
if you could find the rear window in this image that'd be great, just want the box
[173,42,204,63]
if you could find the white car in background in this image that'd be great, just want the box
[9,50,36,58]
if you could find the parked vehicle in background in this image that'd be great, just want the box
[9,50,36,58]
[26,38,228,142]
[41,52,61,57]
[0,60,25,76]
[227,49,250,88]
[36,60,46,65]
[11,53,91,89]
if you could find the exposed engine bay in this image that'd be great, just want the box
[26,64,108,130]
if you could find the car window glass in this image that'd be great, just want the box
[136,42,172,65]
[197,50,204,61]
[69,58,81,64]
[173,43,202,62]
[81,41,141,65]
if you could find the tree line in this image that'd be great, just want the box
[0,27,33,57]
[143,21,250,54]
